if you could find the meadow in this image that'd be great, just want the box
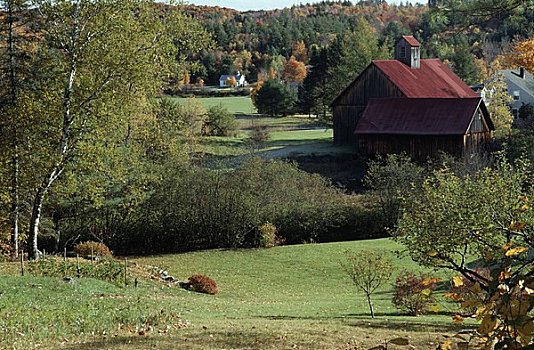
[0,239,467,349]
[169,96,256,115]
[168,96,357,160]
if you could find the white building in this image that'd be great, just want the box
[219,72,247,88]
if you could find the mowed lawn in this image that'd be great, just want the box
[0,239,466,349]
[164,96,348,159]
[169,96,256,115]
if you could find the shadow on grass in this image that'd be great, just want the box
[62,336,155,349]
[257,314,474,333]
[63,330,289,350]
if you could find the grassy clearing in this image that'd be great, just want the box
[169,96,256,115]
[167,96,344,159]
[0,239,468,349]
[198,129,336,158]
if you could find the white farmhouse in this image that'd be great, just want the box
[219,71,247,88]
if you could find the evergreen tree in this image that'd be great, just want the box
[450,34,482,85]
[254,79,296,117]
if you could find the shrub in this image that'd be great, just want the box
[0,242,12,261]
[203,104,238,136]
[249,125,270,142]
[392,271,439,316]
[189,274,218,295]
[364,154,424,228]
[74,241,112,258]
[257,222,283,248]
[86,158,348,254]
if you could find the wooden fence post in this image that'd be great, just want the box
[76,254,80,278]
[124,258,128,287]
[20,250,24,276]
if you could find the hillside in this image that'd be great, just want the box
[163,1,532,88]
[0,239,462,349]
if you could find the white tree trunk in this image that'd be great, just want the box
[27,1,79,259]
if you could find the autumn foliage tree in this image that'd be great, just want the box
[282,56,307,84]
[395,159,533,348]
[507,38,534,73]
[225,75,237,87]
[486,73,514,134]
[291,40,308,63]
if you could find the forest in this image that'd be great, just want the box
[165,0,534,118]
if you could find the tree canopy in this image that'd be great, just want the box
[0,0,212,259]
[395,159,533,284]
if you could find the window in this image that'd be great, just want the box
[512,109,519,118]
[400,46,406,58]
[513,91,520,100]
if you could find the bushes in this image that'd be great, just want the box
[74,241,112,258]
[0,242,12,261]
[189,274,218,295]
[203,105,238,136]
[392,271,439,316]
[107,158,347,254]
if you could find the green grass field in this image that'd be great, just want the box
[169,96,256,115]
[166,96,348,160]
[0,239,467,349]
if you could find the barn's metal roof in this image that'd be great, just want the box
[330,59,479,106]
[372,59,479,98]
[355,98,485,135]
[401,35,421,47]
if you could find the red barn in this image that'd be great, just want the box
[331,36,494,158]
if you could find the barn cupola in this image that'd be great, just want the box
[395,35,420,69]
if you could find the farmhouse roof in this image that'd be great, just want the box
[219,73,245,81]
[355,97,493,135]
[501,68,534,98]
[401,35,420,47]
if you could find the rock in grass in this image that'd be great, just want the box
[62,276,75,284]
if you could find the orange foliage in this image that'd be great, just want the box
[282,56,307,83]
[225,76,237,87]
[506,38,534,72]
[182,71,190,85]
[250,80,264,104]
[291,40,308,63]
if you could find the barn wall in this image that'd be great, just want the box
[332,106,365,145]
[332,65,405,145]
[467,108,489,133]
[464,131,491,155]
[464,106,492,155]
[358,134,465,159]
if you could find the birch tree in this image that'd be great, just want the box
[23,0,205,259]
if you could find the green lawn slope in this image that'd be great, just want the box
[0,239,465,349]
